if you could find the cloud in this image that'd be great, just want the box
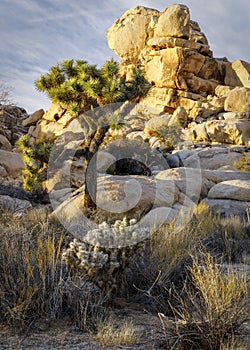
[0,0,249,113]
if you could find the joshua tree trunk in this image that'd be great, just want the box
[83,123,109,210]
[80,104,134,211]
[83,149,97,210]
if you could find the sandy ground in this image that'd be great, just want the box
[0,307,162,350]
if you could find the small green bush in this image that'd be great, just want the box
[16,135,54,192]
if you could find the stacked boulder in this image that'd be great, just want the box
[2,3,249,221]
[0,105,29,146]
[0,105,30,179]
[107,4,250,147]
[19,4,250,151]
[25,103,75,141]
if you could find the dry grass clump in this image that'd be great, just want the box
[0,201,249,349]
[234,152,250,172]
[130,205,249,347]
[0,209,63,327]
[160,253,249,350]
[94,318,139,347]
[216,216,250,263]
[200,212,250,263]
[128,204,217,306]
[185,203,250,264]
[0,207,107,331]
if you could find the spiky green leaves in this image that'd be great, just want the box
[35,65,65,92]
[35,59,149,116]
[16,135,54,192]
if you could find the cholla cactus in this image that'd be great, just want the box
[83,216,149,248]
[62,217,147,294]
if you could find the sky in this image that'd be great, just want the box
[0,0,249,114]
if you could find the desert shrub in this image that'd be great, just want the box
[34,60,150,210]
[60,274,109,332]
[195,206,250,263]
[94,317,138,347]
[186,204,250,264]
[128,205,217,308]
[0,215,64,328]
[159,253,249,350]
[0,209,108,331]
[234,152,250,172]
[215,216,250,263]
[109,113,125,131]
[128,203,250,315]
[154,123,183,151]
[130,226,192,311]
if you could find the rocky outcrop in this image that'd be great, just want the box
[167,147,245,170]
[106,4,250,147]
[154,4,190,39]
[156,167,250,218]
[184,119,249,145]
[51,159,250,227]
[107,6,160,64]
[2,3,250,223]
[0,135,12,151]
[0,105,28,146]
[0,195,32,212]
[201,198,250,218]
[51,174,181,221]
[26,4,250,149]
[144,114,171,136]
[107,4,222,108]
[27,103,69,140]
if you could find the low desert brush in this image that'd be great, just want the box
[160,253,249,350]
[0,208,108,331]
[217,216,250,263]
[94,317,138,347]
[0,217,64,327]
[234,152,250,172]
[129,205,215,304]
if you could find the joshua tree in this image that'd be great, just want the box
[35,59,147,116]
[35,58,150,209]
[75,105,131,210]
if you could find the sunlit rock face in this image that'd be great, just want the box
[107,3,250,126]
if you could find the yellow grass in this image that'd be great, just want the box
[94,318,139,347]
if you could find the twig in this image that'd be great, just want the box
[133,271,162,297]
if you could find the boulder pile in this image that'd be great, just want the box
[0,3,249,221]
[51,3,250,221]
[107,4,250,147]
[0,105,29,179]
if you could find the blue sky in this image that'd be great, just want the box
[0,0,249,113]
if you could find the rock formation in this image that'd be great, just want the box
[107,5,249,103]
[107,4,250,147]
[0,105,28,179]
[57,3,249,220]
[1,3,250,221]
